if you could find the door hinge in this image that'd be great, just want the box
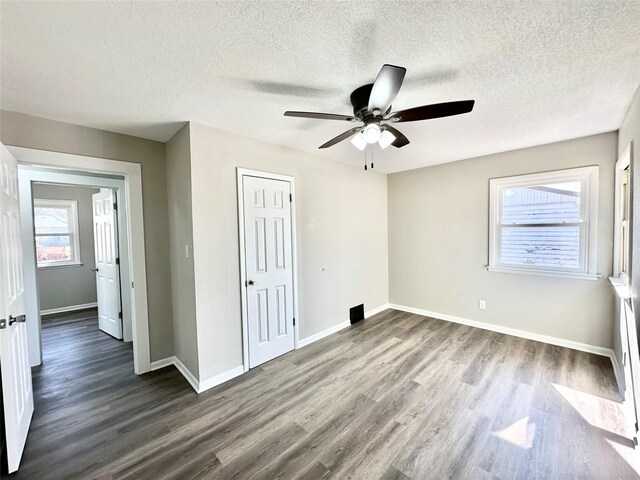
[118,311,123,319]
[116,257,120,265]
[289,193,292,202]
[113,201,118,210]
[293,317,296,326]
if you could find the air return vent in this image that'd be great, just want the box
[350,304,365,325]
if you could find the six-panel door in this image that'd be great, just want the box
[243,175,295,368]
[92,189,123,340]
[0,143,34,473]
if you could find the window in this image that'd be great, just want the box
[33,199,81,267]
[489,166,599,279]
[614,145,631,280]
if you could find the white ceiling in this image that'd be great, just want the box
[1,1,639,173]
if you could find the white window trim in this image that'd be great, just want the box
[488,166,599,280]
[33,198,82,268]
[613,143,632,281]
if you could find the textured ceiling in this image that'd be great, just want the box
[1,1,639,173]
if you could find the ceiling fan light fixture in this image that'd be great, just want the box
[378,130,396,149]
[363,124,381,144]
[350,131,367,150]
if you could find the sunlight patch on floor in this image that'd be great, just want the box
[553,383,628,437]
[492,416,536,449]
[606,438,640,477]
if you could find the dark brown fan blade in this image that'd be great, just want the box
[382,125,410,148]
[284,111,357,121]
[319,127,362,149]
[368,64,406,112]
[392,100,475,122]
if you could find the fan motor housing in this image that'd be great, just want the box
[350,84,374,118]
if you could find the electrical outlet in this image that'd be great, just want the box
[478,300,487,310]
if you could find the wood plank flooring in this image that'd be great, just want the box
[9,309,639,479]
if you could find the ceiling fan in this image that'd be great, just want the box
[284,64,475,151]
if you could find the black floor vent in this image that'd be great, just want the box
[350,304,365,325]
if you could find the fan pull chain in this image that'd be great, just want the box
[362,146,376,171]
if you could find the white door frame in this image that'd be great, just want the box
[613,142,632,278]
[237,168,299,372]
[8,146,151,374]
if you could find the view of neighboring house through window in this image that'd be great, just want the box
[34,199,81,267]
[489,166,599,279]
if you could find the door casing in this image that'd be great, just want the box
[237,168,300,372]
[9,146,151,375]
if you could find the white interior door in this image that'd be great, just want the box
[92,189,122,340]
[0,143,34,474]
[243,175,295,368]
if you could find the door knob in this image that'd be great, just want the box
[247,279,256,286]
[91,267,99,272]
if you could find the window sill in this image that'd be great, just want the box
[37,262,83,270]
[487,266,600,281]
[609,276,631,299]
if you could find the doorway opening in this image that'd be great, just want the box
[9,146,151,374]
[32,182,128,350]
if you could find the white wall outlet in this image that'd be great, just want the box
[184,244,190,259]
[478,300,487,310]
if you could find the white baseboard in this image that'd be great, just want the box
[295,303,391,349]
[172,356,200,393]
[199,366,245,393]
[149,355,244,394]
[610,351,625,398]
[365,303,391,318]
[41,302,97,316]
[388,304,614,358]
[298,321,351,348]
[150,357,174,371]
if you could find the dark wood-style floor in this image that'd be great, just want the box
[10,308,639,479]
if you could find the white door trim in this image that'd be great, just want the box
[8,146,151,375]
[613,142,632,278]
[236,168,299,372]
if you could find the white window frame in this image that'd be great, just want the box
[613,143,632,281]
[488,166,599,280]
[33,198,82,268]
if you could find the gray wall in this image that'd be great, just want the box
[1,111,174,362]
[165,124,198,375]
[388,132,617,349]
[33,183,100,311]
[188,122,389,381]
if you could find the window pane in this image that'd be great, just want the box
[36,235,72,263]
[501,181,581,224]
[34,206,70,234]
[501,225,580,268]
